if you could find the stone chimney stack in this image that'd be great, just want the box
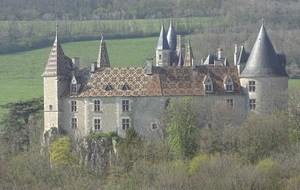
[234,44,238,66]
[146,58,154,75]
[91,62,97,73]
[217,48,223,60]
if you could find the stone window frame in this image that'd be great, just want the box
[224,76,234,92]
[94,118,101,131]
[249,99,256,110]
[122,99,130,112]
[71,117,77,129]
[71,100,77,112]
[249,81,256,92]
[94,99,102,112]
[122,118,130,130]
[204,75,213,93]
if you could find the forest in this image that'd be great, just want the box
[1,93,300,189]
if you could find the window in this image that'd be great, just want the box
[225,76,234,92]
[71,101,77,112]
[94,119,101,130]
[204,75,213,93]
[159,54,162,60]
[249,81,256,92]
[205,84,212,92]
[226,99,234,108]
[122,118,130,130]
[49,105,52,110]
[71,118,77,129]
[122,100,129,111]
[71,84,77,92]
[249,99,256,110]
[226,84,233,91]
[152,123,158,130]
[94,100,101,112]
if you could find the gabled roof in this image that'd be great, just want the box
[156,25,170,50]
[42,26,72,77]
[240,24,288,77]
[69,66,243,97]
[97,36,110,68]
[167,19,177,50]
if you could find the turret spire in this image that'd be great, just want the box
[97,36,110,68]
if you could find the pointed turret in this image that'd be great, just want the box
[156,25,171,67]
[184,39,194,67]
[240,24,288,77]
[43,24,72,77]
[156,25,170,50]
[97,36,110,68]
[167,18,176,51]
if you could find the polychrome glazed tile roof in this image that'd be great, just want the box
[71,66,243,97]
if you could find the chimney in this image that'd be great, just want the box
[217,48,223,60]
[234,44,238,66]
[91,62,97,73]
[146,58,153,75]
[72,58,80,69]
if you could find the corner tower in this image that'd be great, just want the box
[42,25,72,133]
[240,23,289,114]
[167,19,177,65]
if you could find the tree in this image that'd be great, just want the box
[50,136,79,168]
[165,97,198,159]
[239,112,289,164]
[118,126,142,171]
[0,97,43,154]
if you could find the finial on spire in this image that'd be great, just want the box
[261,15,265,25]
[55,23,58,42]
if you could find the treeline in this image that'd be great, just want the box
[1,91,300,189]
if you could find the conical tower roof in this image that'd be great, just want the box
[97,36,110,68]
[43,25,72,77]
[167,19,177,50]
[156,25,170,50]
[240,24,288,77]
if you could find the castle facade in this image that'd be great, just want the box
[42,21,288,139]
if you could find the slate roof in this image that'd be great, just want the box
[167,20,177,50]
[156,25,170,50]
[70,66,243,98]
[240,24,288,77]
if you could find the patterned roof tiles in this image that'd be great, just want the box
[71,66,243,98]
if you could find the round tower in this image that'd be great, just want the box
[240,24,289,114]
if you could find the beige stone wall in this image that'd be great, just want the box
[60,94,245,139]
[240,77,288,114]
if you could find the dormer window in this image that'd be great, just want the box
[204,75,213,93]
[70,74,80,95]
[122,83,130,90]
[71,84,77,92]
[105,84,113,91]
[224,75,234,92]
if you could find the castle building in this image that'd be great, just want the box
[43,21,288,139]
